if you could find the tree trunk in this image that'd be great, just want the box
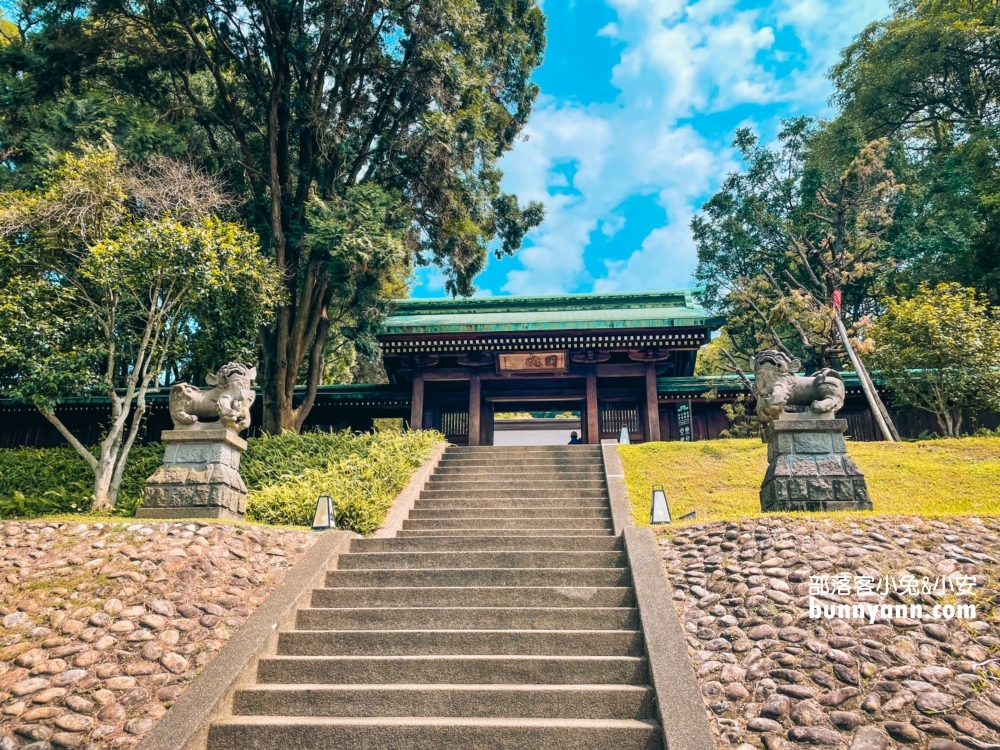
[91,450,117,510]
[834,316,897,442]
[937,409,955,438]
[259,266,332,435]
[260,340,302,435]
[107,403,148,507]
[37,407,121,509]
[262,385,295,435]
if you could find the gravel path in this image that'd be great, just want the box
[0,520,316,749]
[662,516,1000,750]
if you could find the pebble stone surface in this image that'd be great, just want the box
[661,516,1000,750]
[0,521,315,749]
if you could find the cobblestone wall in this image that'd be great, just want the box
[661,516,1000,750]
[0,521,316,749]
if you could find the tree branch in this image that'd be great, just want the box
[38,408,98,472]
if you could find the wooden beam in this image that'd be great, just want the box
[468,373,481,446]
[485,391,586,402]
[421,368,473,381]
[595,363,646,377]
[586,368,599,445]
[645,363,661,442]
[410,374,424,430]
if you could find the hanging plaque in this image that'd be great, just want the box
[498,351,568,373]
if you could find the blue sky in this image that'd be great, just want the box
[412,0,889,298]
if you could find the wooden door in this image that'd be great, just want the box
[599,400,644,443]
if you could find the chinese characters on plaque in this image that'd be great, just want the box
[498,351,568,373]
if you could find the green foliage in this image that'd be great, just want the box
[866,283,1000,437]
[692,120,901,370]
[0,444,163,519]
[695,330,747,376]
[831,0,1000,302]
[0,430,441,533]
[0,148,280,508]
[0,0,548,433]
[304,185,410,365]
[0,149,278,408]
[244,430,442,533]
[719,395,761,439]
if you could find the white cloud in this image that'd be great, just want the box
[496,0,890,295]
[601,214,626,237]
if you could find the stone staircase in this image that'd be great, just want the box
[206,445,664,749]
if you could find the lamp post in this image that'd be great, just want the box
[650,485,671,525]
[312,495,336,531]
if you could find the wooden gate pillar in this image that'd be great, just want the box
[645,363,661,442]
[586,367,599,445]
[468,373,481,446]
[410,373,424,430]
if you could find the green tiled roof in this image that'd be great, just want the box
[656,373,876,396]
[383,289,721,336]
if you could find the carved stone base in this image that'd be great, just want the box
[138,429,248,520]
[760,419,872,513]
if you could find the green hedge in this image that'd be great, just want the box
[0,430,442,533]
[0,444,164,519]
[243,430,441,533]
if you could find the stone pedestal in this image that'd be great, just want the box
[760,419,872,513]
[138,429,248,520]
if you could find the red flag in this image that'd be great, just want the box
[833,289,842,313]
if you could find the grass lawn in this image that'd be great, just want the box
[619,436,1000,526]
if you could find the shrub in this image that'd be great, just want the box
[0,444,163,519]
[865,283,1000,437]
[243,430,442,532]
[0,429,442,533]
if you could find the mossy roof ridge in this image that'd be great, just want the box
[384,289,721,335]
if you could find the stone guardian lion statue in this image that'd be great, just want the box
[751,350,845,423]
[169,363,257,433]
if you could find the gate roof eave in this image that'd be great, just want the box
[381,289,723,338]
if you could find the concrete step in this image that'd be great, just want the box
[415,493,609,504]
[397,528,613,537]
[433,463,605,474]
[350,536,622,553]
[401,518,612,530]
[429,477,606,486]
[231,683,655,719]
[337,551,627,570]
[256,655,650,685]
[439,457,600,463]
[200,443,671,750]
[407,508,611,519]
[446,450,601,455]
[276,629,644,657]
[311,586,635,608]
[324,568,632,588]
[435,463,604,473]
[208,715,663,750]
[432,460,604,479]
[421,485,608,496]
[295,607,640,631]
[396,529,614,539]
[425,480,608,491]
